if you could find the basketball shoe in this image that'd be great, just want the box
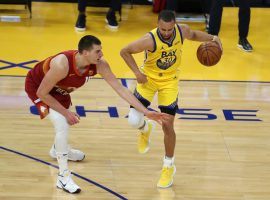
[75,14,86,32]
[49,145,85,161]
[57,169,81,194]
[105,9,118,29]
[238,38,253,52]
[138,120,155,154]
[157,165,176,188]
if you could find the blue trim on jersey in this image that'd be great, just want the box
[148,32,156,53]
[177,24,184,44]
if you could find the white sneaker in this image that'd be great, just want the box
[57,170,81,194]
[49,145,85,161]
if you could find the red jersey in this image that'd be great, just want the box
[25,50,97,118]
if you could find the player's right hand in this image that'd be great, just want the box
[64,110,80,125]
[136,72,148,84]
[212,35,223,53]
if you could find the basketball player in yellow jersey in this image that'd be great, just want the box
[120,10,222,188]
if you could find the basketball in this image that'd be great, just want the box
[197,41,222,66]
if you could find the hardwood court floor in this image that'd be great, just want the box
[1,2,270,200]
[1,77,270,200]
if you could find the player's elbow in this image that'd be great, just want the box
[187,31,195,40]
[120,48,126,58]
[120,47,130,58]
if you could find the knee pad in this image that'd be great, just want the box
[128,108,144,129]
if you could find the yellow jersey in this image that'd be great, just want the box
[141,24,183,81]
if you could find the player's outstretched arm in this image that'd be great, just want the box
[97,59,165,124]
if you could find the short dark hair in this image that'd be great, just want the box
[78,35,101,53]
[158,10,176,22]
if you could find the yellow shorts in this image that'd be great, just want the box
[134,76,179,115]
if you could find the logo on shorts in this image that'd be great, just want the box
[89,70,94,76]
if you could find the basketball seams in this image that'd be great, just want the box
[198,46,208,64]
[197,42,221,66]
[198,47,206,64]
[207,49,221,61]
[205,46,210,66]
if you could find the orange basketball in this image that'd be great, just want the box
[197,41,222,66]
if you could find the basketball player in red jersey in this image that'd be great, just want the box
[25,35,165,194]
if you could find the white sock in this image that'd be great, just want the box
[56,153,69,174]
[163,156,175,167]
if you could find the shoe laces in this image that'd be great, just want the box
[139,132,149,143]
[139,123,152,144]
[240,38,252,49]
[160,167,172,181]
[240,38,249,45]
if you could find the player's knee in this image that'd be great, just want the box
[49,109,69,133]
[128,108,144,129]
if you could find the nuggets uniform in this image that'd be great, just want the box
[134,24,183,115]
[25,50,97,118]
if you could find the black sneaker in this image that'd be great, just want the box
[237,38,253,52]
[106,10,118,29]
[75,14,86,32]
